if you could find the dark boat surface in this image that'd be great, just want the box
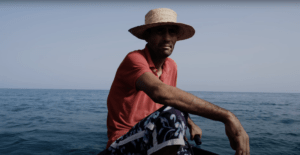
[98,135,218,155]
[97,147,218,155]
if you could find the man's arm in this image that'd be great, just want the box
[136,72,250,155]
[136,72,231,122]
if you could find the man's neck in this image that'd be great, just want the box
[147,44,166,71]
[153,58,165,71]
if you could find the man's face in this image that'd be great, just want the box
[145,25,179,59]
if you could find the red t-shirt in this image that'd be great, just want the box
[106,44,177,148]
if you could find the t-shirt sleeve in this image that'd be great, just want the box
[117,51,153,90]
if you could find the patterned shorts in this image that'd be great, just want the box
[107,105,192,155]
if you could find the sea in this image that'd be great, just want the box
[0,89,299,155]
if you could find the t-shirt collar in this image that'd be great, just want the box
[144,44,156,69]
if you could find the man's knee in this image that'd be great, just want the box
[160,107,189,124]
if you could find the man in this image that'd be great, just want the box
[105,8,250,155]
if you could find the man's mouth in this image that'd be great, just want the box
[161,45,172,50]
[162,47,171,50]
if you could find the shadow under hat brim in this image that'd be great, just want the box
[128,22,195,41]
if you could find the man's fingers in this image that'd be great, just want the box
[246,134,250,155]
[241,136,247,155]
[190,133,193,140]
[224,116,250,155]
[235,150,249,155]
[241,131,250,155]
[189,125,202,141]
[184,136,188,141]
[235,148,247,155]
[234,134,250,155]
[235,150,243,155]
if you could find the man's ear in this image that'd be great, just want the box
[143,28,151,42]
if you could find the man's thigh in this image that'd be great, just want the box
[107,106,191,155]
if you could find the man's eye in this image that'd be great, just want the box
[157,28,164,33]
[169,29,176,34]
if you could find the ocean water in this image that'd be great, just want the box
[0,89,299,155]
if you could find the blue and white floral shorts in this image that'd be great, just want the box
[107,105,192,155]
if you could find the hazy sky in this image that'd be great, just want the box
[1,1,299,93]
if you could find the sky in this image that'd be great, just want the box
[1,1,300,93]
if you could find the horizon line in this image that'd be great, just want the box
[0,87,299,94]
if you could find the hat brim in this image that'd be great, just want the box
[128,22,195,41]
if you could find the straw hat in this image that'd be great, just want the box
[129,8,195,41]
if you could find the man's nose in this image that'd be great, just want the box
[163,30,172,41]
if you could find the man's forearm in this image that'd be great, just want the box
[156,84,235,124]
[187,117,196,128]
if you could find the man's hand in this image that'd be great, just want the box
[187,117,202,141]
[189,123,202,141]
[225,114,250,155]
